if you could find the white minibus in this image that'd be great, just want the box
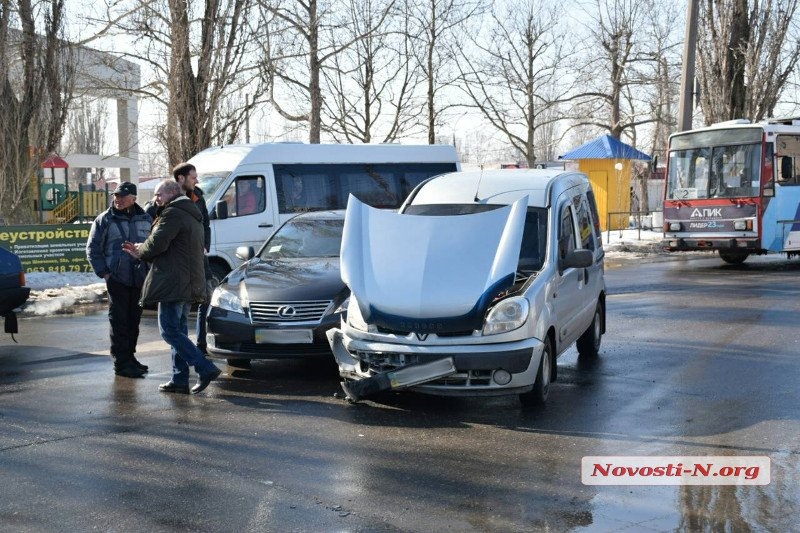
[188,143,460,279]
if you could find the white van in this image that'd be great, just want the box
[188,143,461,279]
[328,169,606,405]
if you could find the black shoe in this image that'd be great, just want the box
[131,358,149,372]
[115,365,146,379]
[158,381,190,394]
[191,368,222,394]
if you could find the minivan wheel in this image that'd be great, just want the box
[227,358,251,369]
[576,302,603,358]
[520,337,553,406]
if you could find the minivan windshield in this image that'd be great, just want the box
[404,203,548,272]
[197,172,231,201]
[258,217,344,259]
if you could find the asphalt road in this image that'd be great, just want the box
[1,253,798,532]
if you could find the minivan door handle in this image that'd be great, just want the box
[258,223,273,228]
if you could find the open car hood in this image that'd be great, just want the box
[340,196,527,333]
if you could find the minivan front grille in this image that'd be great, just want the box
[249,300,333,324]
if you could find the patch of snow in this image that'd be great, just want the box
[22,273,107,315]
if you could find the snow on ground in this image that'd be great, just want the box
[19,228,666,316]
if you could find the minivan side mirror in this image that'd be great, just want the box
[560,249,593,271]
[236,246,255,261]
[215,200,229,220]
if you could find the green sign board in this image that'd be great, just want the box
[0,224,94,273]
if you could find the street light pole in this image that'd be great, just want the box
[677,0,699,132]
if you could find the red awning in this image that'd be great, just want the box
[42,154,69,168]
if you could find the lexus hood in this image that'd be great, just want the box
[340,196,527,332]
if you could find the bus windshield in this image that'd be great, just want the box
[667,142,762,200]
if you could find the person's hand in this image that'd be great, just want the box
[122,241,141,258]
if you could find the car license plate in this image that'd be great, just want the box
[255,329,313,344]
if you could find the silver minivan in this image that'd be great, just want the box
[327,169,606,405]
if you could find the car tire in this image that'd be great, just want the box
[576,302,603,358]
[226,358,251,369]
[520,336,553,406]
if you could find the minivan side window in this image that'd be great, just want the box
[585,189,603,244]
[274,163,458,214]
[575,195,596,251]
[558,205,577,260]
[221,176,266,217]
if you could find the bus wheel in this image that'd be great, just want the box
[718,250,749,264]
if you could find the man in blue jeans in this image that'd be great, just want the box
[123,179,221,394]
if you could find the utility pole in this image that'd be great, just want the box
[677,0,699,132]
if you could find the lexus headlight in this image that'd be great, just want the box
[346,296,368,331]
[482,296,529,335]
[209,283,248,314]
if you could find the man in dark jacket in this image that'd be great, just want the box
[86,182,152,378]
[123,180,222,394]
[172,162,213,354]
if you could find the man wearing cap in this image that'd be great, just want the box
[87,181,153,378]
[123,179,222,394]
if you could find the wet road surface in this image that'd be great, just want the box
[1,254,798,531]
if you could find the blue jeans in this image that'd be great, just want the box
[158,301,219,386]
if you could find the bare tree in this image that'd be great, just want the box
[456,0,565,167]
[107,0,266,164]
[568,0,656,140]
[0,0,74,223]
[321,0,423,143]
[261,0,395,143]
[62,96,108,183]
[697,0,800,124]
[408,0,487,144]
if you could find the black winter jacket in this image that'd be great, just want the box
[192,186,211,252]
[138,196,206,306]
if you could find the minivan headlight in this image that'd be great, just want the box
[334,296,350,314]
[482,296,529,335]
[209,284,247,314]
[346,296,368,331]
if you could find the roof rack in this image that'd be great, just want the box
[712,119,751,126]
[766,116,800,125]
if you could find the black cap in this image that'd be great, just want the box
[112,182,137,196]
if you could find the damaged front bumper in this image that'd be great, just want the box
[327,327,543,399]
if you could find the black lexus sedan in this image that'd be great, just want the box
[205,210,348,368]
